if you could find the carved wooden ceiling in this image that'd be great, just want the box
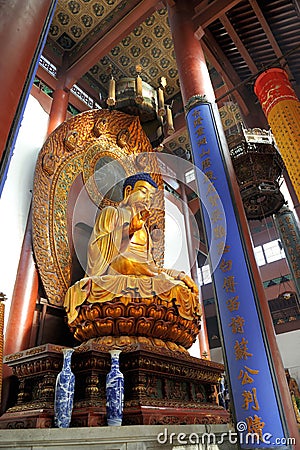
[47,1,181,98]
[43,0,300,141]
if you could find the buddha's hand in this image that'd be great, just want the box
[178,272,199,294]
[129,203,150,234]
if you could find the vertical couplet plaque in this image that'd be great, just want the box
[186,101,288,448]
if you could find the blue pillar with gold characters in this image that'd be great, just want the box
[167,1,299,448]
[186,99,289,448]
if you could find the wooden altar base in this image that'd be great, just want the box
[0,342,229,428]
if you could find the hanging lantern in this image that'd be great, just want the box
[228,126,285,220]
[101,64,169,147]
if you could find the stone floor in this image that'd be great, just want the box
[0,424,237,449]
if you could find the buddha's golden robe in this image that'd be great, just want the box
[64,205,200,324]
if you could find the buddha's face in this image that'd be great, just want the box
[124,180,157,210]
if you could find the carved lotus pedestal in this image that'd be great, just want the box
[0,342,229,428]
[69,296,201,353]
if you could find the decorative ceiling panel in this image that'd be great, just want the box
[48,2,178,101]
[44,0,300,156]
[49,0,127,51]
[87,7,179,100]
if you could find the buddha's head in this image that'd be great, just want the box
[122,173,158,209]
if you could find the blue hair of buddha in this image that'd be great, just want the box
[123,172,158,194]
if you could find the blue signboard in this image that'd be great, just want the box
[186,102,288,448]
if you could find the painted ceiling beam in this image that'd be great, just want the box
[201,29,250,116]
[248,0,293,79]
[219,14,258,74]
[193,0,242,29]
[249,0,284,60]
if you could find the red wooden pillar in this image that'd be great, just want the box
[168,1,299,446]
[1,208,38,412]
[0,0,58,413]
[47,75,70,135]
[167,5,215,105]
[4,209,38,356]
[0,0,57,186]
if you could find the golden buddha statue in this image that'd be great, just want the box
[64,172,201,351]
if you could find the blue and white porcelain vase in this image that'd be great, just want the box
[54,348,75,428]
[106,349,124,426]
